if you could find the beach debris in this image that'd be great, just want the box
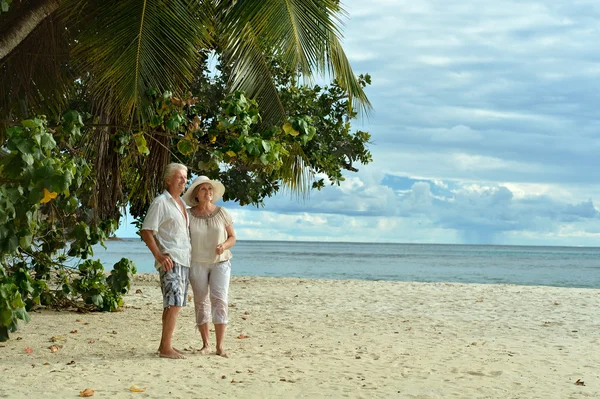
[135,289,143,294]
[355,355,361,359]
[24,346,33,354]
[553,302,560,305]
[67,360,76,365]
[221,375,227,379]
[571,330,578,333]
[111,330,118,334]
[575,379,585,386]
[475,299,484,302]
[79,388,94,397]
[50,335,66,342]
[71,330,78,334]
[244,311,249,315]
[237,334,249,339]
[241,317,247,320]
[231,378,239,383]
[89,340,95,344]
[43,362,50,366]
[75,319,83,322]
[354,333,358,336]
[49,345,59,353]
[280,378,287,382]
[187,295,192,301]
[248,369,254,374]
[229,303,236,308]
[129,384,146,392]
[16,337,23,341]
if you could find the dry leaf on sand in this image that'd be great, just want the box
[575,379,585,386]
[129,385,146,392]
[237,334,249,339]
[79,388,94,397]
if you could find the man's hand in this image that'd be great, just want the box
[155,253,174,271]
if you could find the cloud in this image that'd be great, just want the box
[114,0,600,246]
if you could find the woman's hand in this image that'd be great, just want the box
[216,244,224,255]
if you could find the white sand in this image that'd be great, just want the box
[0,275,598,398]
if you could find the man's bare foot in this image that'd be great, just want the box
[158,347,186,359]
[156,347,185,355]
[216,348,228,358]
[198,345,211,355]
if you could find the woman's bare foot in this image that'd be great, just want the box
[158,347,186,359]
[198,345,211,355]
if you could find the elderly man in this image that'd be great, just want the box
[141,163,191,359]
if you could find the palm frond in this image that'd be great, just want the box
[279,143,313,200]
[69,0,212,124]
[216,0,370,123]
[220,23,286,125]
[0,15,73,124]
[325,31,372,116]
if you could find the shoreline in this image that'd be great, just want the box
[1,276,598,398]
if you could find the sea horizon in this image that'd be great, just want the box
[109,236,600,250]
[93,239,600,289]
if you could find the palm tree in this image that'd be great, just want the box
[0,0,371,216]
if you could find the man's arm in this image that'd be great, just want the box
[141,230,174,272]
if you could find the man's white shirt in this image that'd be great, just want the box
[142,190,191,269]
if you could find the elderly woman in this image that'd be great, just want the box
[182,176,236,357]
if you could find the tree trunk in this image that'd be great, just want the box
[0,0,62,61]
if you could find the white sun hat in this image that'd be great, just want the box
[182,176,225,206]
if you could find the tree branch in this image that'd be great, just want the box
[0,0,62,61]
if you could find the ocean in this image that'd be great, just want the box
[89,239,600,289]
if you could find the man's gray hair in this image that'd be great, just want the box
[164,163,188,184]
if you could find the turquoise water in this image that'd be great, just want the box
[90,239,600,289]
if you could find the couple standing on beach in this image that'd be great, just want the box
[140,163,236,359]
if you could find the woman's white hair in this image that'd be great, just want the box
[163,162,188,184]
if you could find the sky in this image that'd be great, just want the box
[118,0,600,246]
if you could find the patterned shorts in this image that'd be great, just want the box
[159,263,190,308]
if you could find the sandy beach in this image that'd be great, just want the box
[0,274,598,398]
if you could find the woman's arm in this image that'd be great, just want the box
[216,225,236,255]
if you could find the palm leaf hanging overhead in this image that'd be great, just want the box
[217,0,371,124]
[68,0,212,124]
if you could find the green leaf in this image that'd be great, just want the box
[165,118,180,131]
[21,153,34,166]
[177,139,196,156]
[19,235,32,249]
[40,133,57,151]
[6,235,18,254]
[133,134,150,156]
[0,308,11,326]
[261,140,271,152]
[283,122,299,137]
[91,294,103,308]
[21,119,41,129]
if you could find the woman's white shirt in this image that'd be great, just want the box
[188,206,233,264]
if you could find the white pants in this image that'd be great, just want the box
[189,260,231,326]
